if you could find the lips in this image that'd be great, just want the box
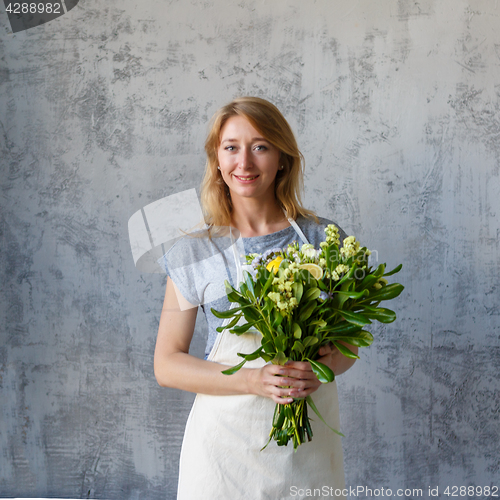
[234,175,259,181]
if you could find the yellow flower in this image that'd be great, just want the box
[335,264,349,275]
[266,256,283,273]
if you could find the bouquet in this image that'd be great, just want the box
[211,225,403,449]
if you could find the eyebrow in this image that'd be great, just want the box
[220,137,270,144]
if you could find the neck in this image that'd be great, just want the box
[230,196,289,237]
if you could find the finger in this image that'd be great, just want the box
[270,373,322,393]
[273,384,321,404]
[270,376,313,390]
[274,386,308,401]
[282,360,315,372]
[269,385,297,404]
[279,365,321,380]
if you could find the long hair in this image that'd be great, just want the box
[200,97,317,228]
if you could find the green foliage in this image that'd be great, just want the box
[212,225,404,449]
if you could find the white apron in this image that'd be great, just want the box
[177,219,346,500]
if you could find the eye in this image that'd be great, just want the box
[224,145,236,151]
[254,145,268,151]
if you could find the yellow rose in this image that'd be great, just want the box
[266,256,283,273]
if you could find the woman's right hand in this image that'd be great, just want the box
[248,361,323,404]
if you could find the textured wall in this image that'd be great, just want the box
[1,0,499,498]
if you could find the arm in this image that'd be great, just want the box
[154,277,325,404]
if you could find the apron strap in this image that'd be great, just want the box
[229,226,243,285]
[283,209,309,245]
[286,217,309,245]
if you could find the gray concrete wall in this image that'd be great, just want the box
[1,0,498,498]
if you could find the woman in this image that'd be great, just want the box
[155,97,357,499]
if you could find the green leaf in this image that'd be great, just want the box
[361,306,396,323]
[272,351,288,365]
[216,313,242,332]
[358,274,379,290]
[226,289,245,303]
[328,330,374,347]
[231,321,257,335]
[299,301,316,322]
[303,336,319,348]
[335,287,369,309]
[272,310,284,329]
[224,279,240,297]
[221,359,247,375]
[372,263,386,278]
[325,244,339,274]
[239,281,249,298]
[332,341,360,359]
[237,346,263,361]
[262,340,275,354]
[273,404,286,428]
[303,287,321,302]
[292,322,302,339]
[306,359,335,383]
[337,266,355,286]
[336,309,372,326]
[244,271,255,297]
[307,395,344,437]
[365,283,404,302]
[261,269,274,296]
[241,307,260,323]
[298,270,318,287]
[275,334,288,352]
[210,306,243,319]
[263,297,274,313]
[324,245,331,272]
[309,319,327,329]
[383,263,403,277]
[334,289,370,300]
[292,340,305,353]
[292,281,303,303]
[321,321,362,335]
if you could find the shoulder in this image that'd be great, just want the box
[158,227,213,272]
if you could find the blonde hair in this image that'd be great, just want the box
[200,96,317,228]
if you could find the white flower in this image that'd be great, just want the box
[301,244,317,259]
[340,236,360,259]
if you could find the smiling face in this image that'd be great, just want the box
[217,115,281,205]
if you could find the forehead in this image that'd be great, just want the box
[219,115,264,141]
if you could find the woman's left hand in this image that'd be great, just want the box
[316,342,336,370]
[314,341,359,379]
[274,342,359,399]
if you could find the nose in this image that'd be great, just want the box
[239,148,252,169]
